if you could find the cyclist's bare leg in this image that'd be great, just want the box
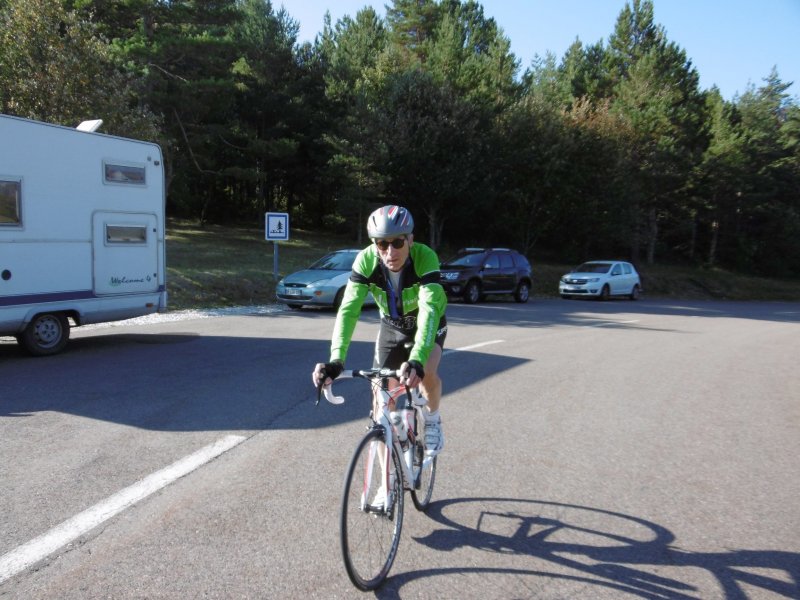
[419,344,442,412]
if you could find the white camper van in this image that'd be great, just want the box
[0,114,167,356]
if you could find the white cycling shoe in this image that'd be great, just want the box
[424,418,444,457]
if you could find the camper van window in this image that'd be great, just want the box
[104,162,146,185]
[0,179,22,226]
[106,224,147,244]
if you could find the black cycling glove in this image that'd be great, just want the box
[322,360,344,381]
[404,360,425,381]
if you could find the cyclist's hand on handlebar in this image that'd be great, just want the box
[313,360,344,388]
[399,360,424,388]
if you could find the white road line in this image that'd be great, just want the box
[0,434,247,584]
[443,340,504,355]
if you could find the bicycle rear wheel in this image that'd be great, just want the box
[411,411,437,511]
[340,427,404,590]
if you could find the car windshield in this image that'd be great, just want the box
[444,252,485,267]
[575,262,612,273]
[308,251,356,271]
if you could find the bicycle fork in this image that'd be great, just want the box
[360,421,418,516]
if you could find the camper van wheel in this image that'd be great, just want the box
[20,313,70,356]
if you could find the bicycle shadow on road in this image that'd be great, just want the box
[377,497,799,599]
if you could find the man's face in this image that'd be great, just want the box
[374,235,412,272]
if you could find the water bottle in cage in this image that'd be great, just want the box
[390,409,412,445]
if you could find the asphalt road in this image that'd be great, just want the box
[1,298,799,599]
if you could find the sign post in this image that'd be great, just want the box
[265,212,289,281]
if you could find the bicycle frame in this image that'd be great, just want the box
[321,369,429,512]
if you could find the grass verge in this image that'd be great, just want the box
[166,220,361,309]
[166,219,800,310]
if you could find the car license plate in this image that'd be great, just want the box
[286,288,302,296]
[565,286,580,291]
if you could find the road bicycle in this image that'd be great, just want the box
[318,367,437,590]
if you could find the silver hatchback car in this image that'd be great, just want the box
[276,249,375,309]
[559,261,642,300]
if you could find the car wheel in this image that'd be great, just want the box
[599,285,610,301]
[560,294,570,299]
[629,284,640,301]
[19,312,70,356]
[514,282,530,303]
[463,280,481,304]
[333,288,345,309]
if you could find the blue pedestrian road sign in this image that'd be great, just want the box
[265,212,289,240]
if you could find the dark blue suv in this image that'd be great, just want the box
[439,248,533,303]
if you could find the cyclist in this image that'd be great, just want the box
[313,205,448,457]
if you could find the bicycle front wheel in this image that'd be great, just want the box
[340,427,404,591]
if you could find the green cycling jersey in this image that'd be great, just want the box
[330,242,447,366]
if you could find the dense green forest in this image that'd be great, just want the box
[1,0,798,275]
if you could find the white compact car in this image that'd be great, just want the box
[559,261,641,300]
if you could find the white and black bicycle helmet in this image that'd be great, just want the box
[367,205,414,239]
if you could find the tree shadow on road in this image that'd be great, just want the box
[377,497,799,599]
[0,334,528,432]
[444,297,800,329]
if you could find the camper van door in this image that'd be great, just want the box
[92,211,160,295]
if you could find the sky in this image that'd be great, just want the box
[276,0,800,101]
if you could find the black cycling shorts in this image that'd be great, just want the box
[373,315,448,370]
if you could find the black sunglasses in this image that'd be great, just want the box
[374,238,406,250]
